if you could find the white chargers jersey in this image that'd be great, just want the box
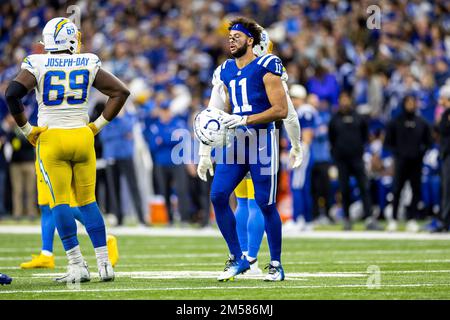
[21,53,101,128]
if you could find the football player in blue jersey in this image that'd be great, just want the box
[198,17,293,281]
[198,27,302,278]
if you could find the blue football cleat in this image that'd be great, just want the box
[424,218,445,233]
[217,255,250,281]
[0,273,12,285]
[264,263,285,282]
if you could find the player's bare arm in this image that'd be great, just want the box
[93,68,130,121]
[246,72,288,125]
[5,69,46,146]
[88,68,130,135]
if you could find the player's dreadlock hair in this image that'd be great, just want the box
[228,17,262,47]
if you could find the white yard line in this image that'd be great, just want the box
[29,271,368,279]
[25,269,450,280]
[4,269,448,282]
[3,260,450,271]
[2,249,449,261]
[334,259,450,264]
[0,248,37,252]
[1,257,449,265]
[0,226,450,240]
[1,283,450,295]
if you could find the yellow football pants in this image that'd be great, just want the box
[35,158,79,207]
[36,127,96,209]
[234,177,255,199]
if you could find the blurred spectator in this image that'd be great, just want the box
[4,115,37,220]
[329,91,379,230]
[309,93,333,223]
[146,101,192,225]
[0,124,7,217]
[306,63,340,111]
[421,128,441,219]
[366,63,386,118]
[364,128,394,220]
[437,85,450,232]
[384,94,433,232]
[286,84,315,232]
[100,108,148,227]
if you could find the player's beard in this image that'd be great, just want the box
[231,43,249,58]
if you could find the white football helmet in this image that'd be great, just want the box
[253,28,273,57]
[194,108,234,147]
[41,17,81,53]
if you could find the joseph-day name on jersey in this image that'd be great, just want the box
[21,53,101,129]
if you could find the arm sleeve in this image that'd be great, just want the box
[198,141,212,157]
[5,81,28,115]
[282,82,301,149]
[207,84,226,111]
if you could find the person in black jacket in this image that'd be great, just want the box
[384,94,432,232]
[0,125,8,218]
[4,115,37,220]
[437,85,450,232]
[329,91,379,230]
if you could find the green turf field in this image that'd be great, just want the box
[0,233,449,299]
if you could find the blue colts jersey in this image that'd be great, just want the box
[213,54,284,129]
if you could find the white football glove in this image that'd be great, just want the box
[197,143,213,182]
[197,155,214,181]
[223,114,248,129]
[289,143,304,169]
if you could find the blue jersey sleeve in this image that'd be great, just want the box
[258,54,284,77]
[299,111,315,129]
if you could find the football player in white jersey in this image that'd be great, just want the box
[5,17,129,283]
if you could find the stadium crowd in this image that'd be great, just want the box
[0,0,450,232]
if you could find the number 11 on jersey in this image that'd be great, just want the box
[230,78,252,113]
